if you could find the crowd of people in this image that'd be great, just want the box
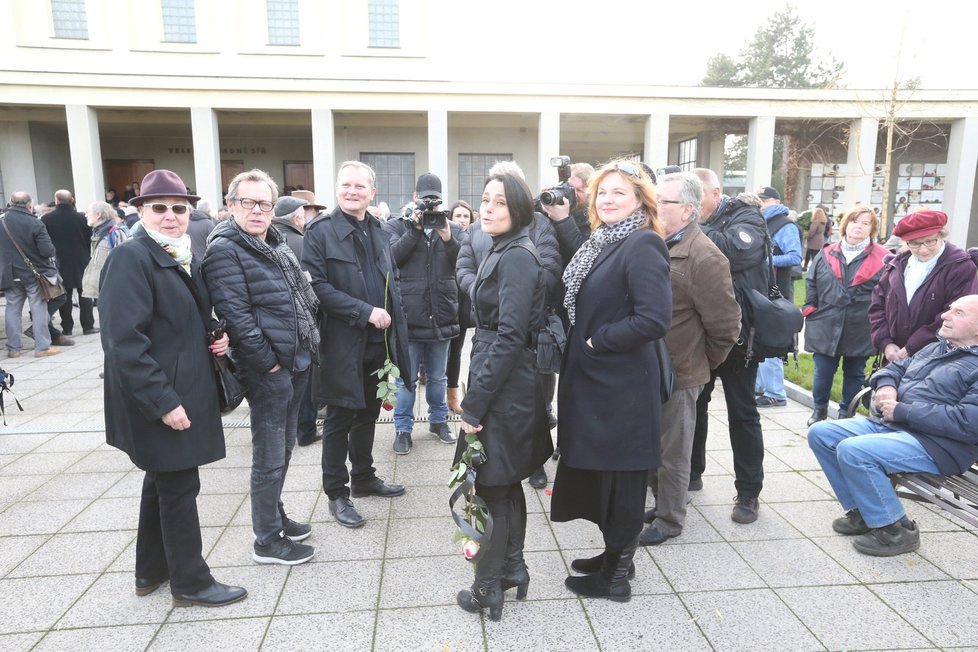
[3,156,978,616]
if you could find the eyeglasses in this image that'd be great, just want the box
[145,202,190,215]
[233,198,274,212]
[658,199,684,205]
[611,161,642,178]
[907,237,941,250]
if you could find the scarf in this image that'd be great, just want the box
[228,220,321,358]
[145,227,193,275]
[562,211,645,326]
[840,236,870,264]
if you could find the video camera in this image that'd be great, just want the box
[415,197,450,229]
[539,156,576,209]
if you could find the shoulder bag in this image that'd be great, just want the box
[742,235,804,363]
[1,217,66,301]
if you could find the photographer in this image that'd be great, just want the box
[540,161,594,263]
[384,173,462,454]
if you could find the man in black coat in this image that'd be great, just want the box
[42,189,95,335]
[689,168,771,525]
[302,161,413,529]
[0,192,62,357]
[384,173,461,454]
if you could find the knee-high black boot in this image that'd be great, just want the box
[500,488,529,600]
[457,486,511,620]
[565,536,638,602]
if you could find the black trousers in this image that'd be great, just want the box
[472,482,522,579]
[321,342,386,499]
[58,287,94,332]
[446,328,467,388]
[135,467,213,595]
[691,354,765,498]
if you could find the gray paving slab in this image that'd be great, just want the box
[166,565,288,623]
[0,534,48,576]
[697,502,805,542]
[62,496,140,532]
[731,538,857,587]
[0,498,91,536]
[7,530,134,577]
[23,470,125,501]
[871,580,978,648]
[484,599,599,652]
[277,559,382,614]
[0,632,44,651]
[56,571,173,628]
[649,541,766,593]
[377,555,472,609]
[0,450,87,476]
[374,605,484,652]
[811,535,951,584]
[150,617,269,652]
[585,594,708,651]
[262,612,374,651]
[33,624,159,651]
[0,573,98,634]
[916,531,978,579]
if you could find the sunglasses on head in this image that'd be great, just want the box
[144,202,190,215]
[611,161,642,178]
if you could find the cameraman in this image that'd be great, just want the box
[384,173,462,455]
[540,162,594,263]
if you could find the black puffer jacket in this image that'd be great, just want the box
[202,221,305,373]
[384,217,461,341]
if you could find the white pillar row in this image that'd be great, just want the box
[745,115,776,192]
[0,122,38,202]
[427,110,449,201]
[708,135,726,178]
[537,112,561,190]
[643,113,670,168]
[945,117,978,247]
[190,107,222,205]
[844,117,879,205]
[311,108,335,200]
[64,105,104,209]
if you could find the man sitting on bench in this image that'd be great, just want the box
[808,294,978,557]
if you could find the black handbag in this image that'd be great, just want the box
[535,311,566,375]
[209,319,245,414]
[742,243,803,362]
[655,338,677,403]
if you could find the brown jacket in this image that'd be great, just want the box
[665,222,742,389]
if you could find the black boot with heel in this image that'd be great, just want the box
[565,537,638,602]
[500,491,530,600]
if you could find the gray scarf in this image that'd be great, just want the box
[562,211,645,325]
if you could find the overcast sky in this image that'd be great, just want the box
[461,0,972,90]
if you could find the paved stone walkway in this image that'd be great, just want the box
[2,316,978,650]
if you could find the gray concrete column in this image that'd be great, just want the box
[0,122,38,202]
[65,105,104,209]
[311,109,335,199]
[745,116,776,191]
[708,135,726,177]
[427,110,449,200]
[537,112,561,191]
[191,107,222,205]
[945,117,978,247]
[643,113,670,168]
[845,117,879,206]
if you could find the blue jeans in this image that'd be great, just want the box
[393,340,449,432]
[243,366,309,546]
[812,353,868,411]
[808,418,939,528]
[5,278,52,352]
[757,357,786,400]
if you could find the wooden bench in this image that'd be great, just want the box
[892,465,978,529]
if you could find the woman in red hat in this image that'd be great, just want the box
[869,210,978,363]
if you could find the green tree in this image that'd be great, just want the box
[702,54,741,87]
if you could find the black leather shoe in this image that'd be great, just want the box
[807,407,828,427]
[329,496,366,528]
[832,508,871,535]
[297,432,322,447]
[351,477,406,498]
[528,467,547,489]
[638,524,678,547]
[62,328,73,336]
[83,328,100,335]
[852,521,920,557]
[172,581,247,607]
[688,476,704,491]
[643,508,656,524]
[135,576,168,596]
[51,335,75,346]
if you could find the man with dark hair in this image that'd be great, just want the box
[43,189,95,336]
[384,173,461,454]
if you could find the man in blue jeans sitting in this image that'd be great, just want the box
[808,294,978,556]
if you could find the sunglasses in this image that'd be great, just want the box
[611,161,643,178]
[144,202,190,215]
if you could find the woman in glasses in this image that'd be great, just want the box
[100,169,246,607]
[203,169,320,567]
[869,210,978,365]
[550,160,672,602]
[802,206,889,426]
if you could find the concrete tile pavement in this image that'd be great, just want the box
[2,313,978,649]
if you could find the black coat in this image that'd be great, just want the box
[100,230,225,472]
[0,206,58,289]
[557,229,672,471]
[302,207,413,409]
[271,217,305,261]
[42,203,92,288]
[456,229,553,485]
[202,221,310,374]
[186,210,216,262]
[384,217,461,341]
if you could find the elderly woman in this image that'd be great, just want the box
[551,160,672,602]
[81,201,129,301]
[446,200,475,414]
[100,169,246,607]
[203,169,320,567]
[804,206,829,270]
[803,206,890,426]
[455,173,552,621]
[869,210,978,363]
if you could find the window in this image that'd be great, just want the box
[267,0,299,46]
[368,0,399,48]
[360,153,415,211]
[161,0,197,43]
[458,153,512,209]
[677,138,697,171]
[51,0,89,39]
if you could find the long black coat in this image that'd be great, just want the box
[100,230,225,472]
[456,229,553,485]
[42,203,92,288]
[0,206,58,289]
[557,229,672,471]
[302,207,413,409]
